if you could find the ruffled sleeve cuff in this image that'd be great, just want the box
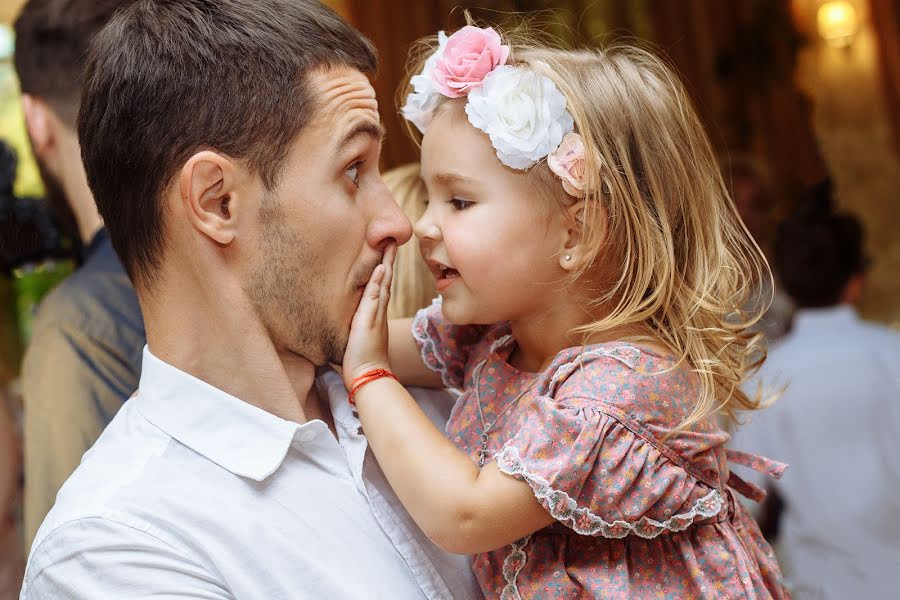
[411,297,488,389]
[495,402,725,539]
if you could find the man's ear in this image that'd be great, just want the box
[21,94,55,159]
[178,151,240,245]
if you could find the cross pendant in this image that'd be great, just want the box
[477,433,489,467]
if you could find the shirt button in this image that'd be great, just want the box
[298,430,318,443]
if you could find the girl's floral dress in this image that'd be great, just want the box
[413,300,789,599]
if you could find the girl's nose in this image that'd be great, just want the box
[413,212,442,243]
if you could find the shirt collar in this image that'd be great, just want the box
[317,369,363,436]
[82,227,110,262]
[135,346,311,481]
[792,304,860,333]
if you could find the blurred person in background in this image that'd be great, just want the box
[0,385,21,600]
[0,140,25,600]
[384,163,435,321]
[13,0,143,547]
[724,155,793,342]
[731,179,900,599]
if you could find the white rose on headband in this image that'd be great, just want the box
[401,31,449,133]
[465,65,574,170]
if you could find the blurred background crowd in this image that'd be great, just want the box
[0,0,898,598]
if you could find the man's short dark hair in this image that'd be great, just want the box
[774,179,868,308]
[77,0,377,287]
[15,0,137,128]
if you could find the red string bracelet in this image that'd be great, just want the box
[348,368,398,405]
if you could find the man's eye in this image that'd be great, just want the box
[449,198,473,210]
[346,162,363,187]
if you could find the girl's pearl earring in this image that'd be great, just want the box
[564,254,572,261]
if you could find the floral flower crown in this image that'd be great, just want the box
[401,26,587,198]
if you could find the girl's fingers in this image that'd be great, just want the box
[371,264,385,295]
[358,264,384,327]
[379,245,396,315]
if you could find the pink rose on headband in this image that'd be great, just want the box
[432,26,509,98]
[548,133,587,198]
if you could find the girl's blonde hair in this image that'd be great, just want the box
[401,27,772,430]
[383,163,437,319]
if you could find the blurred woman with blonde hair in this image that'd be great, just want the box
[383,163,436,320]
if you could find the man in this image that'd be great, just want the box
[21,0,479,598]
[13,0,145,546]
[732,181,900,599]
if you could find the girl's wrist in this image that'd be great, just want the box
[345,361,391,385]
[347,366,397,404]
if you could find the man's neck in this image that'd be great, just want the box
[56,132,104,244]
[78,218,104,247]
[141,271,319,425]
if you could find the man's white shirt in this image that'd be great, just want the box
[21,347,480,599]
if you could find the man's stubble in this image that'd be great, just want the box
[244,200,346,366]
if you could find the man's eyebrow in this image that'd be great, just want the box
[336,121,385,154]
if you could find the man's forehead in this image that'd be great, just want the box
[309,67,379,128]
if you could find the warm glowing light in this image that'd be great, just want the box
[817,1,860,48]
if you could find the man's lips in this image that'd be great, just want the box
[352,259,383,290]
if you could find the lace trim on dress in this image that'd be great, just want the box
[412,298,455,387]
[495,445,725,539]
[500,535,532,600]
[489,333,514,355]
[549,346,643,390]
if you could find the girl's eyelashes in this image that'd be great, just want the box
[345,160,364,188]
[420,195,473,210]
[449,197,474,210]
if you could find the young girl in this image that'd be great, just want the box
[343,23,788,599]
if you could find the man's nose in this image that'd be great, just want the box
[370,187,413,250]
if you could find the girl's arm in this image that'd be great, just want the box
[387,318,443,387]
[353,376,554,554]
[344,248,554,554]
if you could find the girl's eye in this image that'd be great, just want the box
[345,161,363,187]
[449,198,473,210]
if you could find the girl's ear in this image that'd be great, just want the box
[559,200,584,271]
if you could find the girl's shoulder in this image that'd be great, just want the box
[495,342,732,538]
[536,341,691,407]
[534,342,726,457]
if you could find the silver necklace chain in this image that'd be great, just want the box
[472,359,538,467]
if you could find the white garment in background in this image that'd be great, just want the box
[21,347,480,599]
[731,305,900,599]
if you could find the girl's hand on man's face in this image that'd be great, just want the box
[342,244,396,388]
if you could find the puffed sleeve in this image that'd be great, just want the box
[494,349,727,539]
[411,297,490,388]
